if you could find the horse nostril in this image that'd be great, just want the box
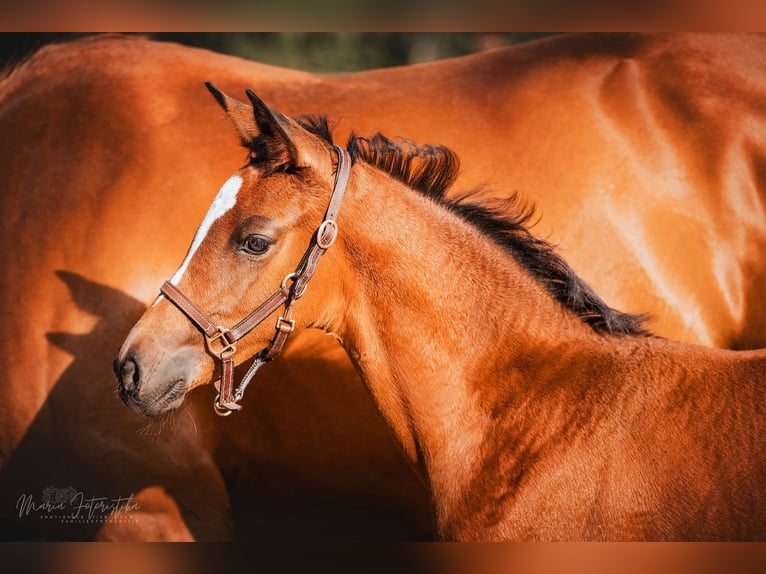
[117,356,140,393]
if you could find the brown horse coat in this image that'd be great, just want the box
[117,91,766,540]
[2,33,766,539]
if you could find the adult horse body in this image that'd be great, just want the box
[2,33,766,539]
[117,91,766,540]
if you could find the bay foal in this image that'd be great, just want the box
[116,88,766,540]
[7,33,766,540]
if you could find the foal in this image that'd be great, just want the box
[116,87,766,540]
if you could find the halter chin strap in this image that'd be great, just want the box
[160,146,351,416]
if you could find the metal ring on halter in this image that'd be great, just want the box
[159,148,350,417]
[280,272,298,290]
[213,394,234,417]
[316,220,338,249]
[206,325,236,357]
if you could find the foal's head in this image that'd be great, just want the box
[114,85,347,415]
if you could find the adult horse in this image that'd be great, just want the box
[116,90,766,540]
[2,33,766,539]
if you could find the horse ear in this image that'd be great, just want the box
[206,83,301,170]
[244,89,299,169]
[204,82,259,145]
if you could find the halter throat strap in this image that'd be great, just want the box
[160,146,351,416]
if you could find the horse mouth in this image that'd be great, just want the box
[119,379,189,417]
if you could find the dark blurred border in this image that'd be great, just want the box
[0,32,553,74]
[2,3,766,570]
[3,543,766,574]
[1,543,420,574]
[0,0,765,30]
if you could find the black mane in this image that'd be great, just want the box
[296,115,650,337]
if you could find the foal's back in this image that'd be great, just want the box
[629,341,766,539]
[458,338,766,540]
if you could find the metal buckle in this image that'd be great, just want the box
[206,326,236,358]
[316,220,338,249]
[213,393,242,417]
[276,316,295,334]
[213,394,233,416]
[280,272,297,290]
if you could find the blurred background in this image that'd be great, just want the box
[0,32,555,73]
[3,540,766,574]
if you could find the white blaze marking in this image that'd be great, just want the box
[169,175,243,286]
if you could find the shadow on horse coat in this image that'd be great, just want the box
[118,91,766,539]
[3,33,766,539]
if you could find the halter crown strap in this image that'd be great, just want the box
[160,146,351,416]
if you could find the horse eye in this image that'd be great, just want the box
[242,234,272,255]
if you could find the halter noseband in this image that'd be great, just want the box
[160,146,351,416]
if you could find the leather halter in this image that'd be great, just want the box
[160,146,351,416]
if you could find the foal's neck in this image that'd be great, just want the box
[327,166,604,532]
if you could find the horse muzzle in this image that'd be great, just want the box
[113,343,208,416]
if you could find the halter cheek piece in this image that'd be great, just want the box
[160,146,351,416]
